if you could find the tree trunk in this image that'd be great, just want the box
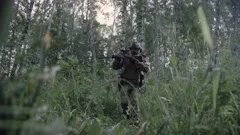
[121,0,128,48]
[0,0,20,76]
[29,0,55,107]
[213,0,221,67]
[89,0,97,76]
[0,0,14,43]
[136,0,146,49]
[10,0,35,79]
[173,0,184,70]
[232,0,240,66]
[174,0,182,37]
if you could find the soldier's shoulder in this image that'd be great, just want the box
[141,54,150,63]
[140,54,149,60]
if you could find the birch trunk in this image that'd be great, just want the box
[153,0,161,82]
[29,0,55,107]
[0,0,20,76]
[121,0,128,48]
[213,0,220,67]
[136,0,146,49]
[10,0,35,79]
[174,0,182,37]
[18,0,35,75]
[173,0,183,69]
[232,0,240,66]
[0,0,14,42]
[89,0,97,76]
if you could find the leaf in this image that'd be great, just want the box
[170,57,177,66]
[32,39,41,49]
[199,96,209,116]
[103,124,124,135]
[194,124,210,131]
[197,6,213,49]
[88,119,101,135]
[44,31,52,49]
[147,79,155,86]
[138,98,147,121]
[212,69,221,113]
[173,22,177,37]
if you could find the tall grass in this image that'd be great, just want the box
[1,48,239,134]
[1,6,239,135]
[31,51,239,134]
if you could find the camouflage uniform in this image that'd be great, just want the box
[112,42,149,120]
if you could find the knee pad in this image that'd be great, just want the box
[121,103,128,111]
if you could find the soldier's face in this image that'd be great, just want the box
[130,48,139,55]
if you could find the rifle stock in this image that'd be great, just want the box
[98,54,123,60]
[98,56,113,59]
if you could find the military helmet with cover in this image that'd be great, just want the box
[129,42,142,52]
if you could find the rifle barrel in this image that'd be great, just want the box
[98,56,112,59]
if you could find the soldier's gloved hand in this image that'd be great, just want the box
[135,61,144,68]
[126,55,137,63]
[112,54,123,62]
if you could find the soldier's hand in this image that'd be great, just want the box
[112,54,123,62]
[126,55,137,63]
[135,61,145,68]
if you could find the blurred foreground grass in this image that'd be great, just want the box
[0,4,239,135]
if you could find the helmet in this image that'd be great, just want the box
[129,42,142,52]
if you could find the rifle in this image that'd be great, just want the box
[98,48,130,61]
[99,49,145,64]
[98,54,123,61]
[99,49,147,93]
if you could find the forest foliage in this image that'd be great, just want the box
[0,0,240,134]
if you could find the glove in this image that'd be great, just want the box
[135,61,144,67]
[125,55,137,63]
[112,54,123,62]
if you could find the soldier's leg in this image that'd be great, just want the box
[120,86,130,118]
[128,88,139,122]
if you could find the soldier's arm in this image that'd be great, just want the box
[138,62,149,73]
[112,58,123,70]
[136,57,150,73]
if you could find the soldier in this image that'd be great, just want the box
[112,42,149,121]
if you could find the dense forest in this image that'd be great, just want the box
[0,0,240,134]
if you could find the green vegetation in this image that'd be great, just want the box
[0,0,240,134]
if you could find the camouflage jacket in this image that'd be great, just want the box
[112,54,149,87]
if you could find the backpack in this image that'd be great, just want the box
[139,72,145,87]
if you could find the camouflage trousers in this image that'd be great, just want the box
[119,82,139,121]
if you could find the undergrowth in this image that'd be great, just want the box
[30,54,240,135]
